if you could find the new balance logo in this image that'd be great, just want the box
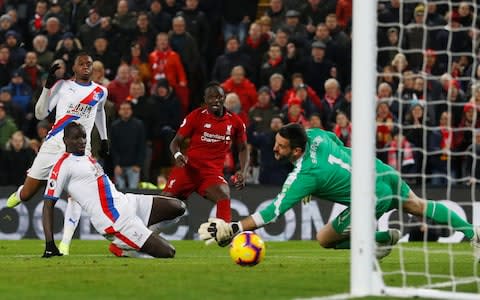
[204,123,211,128]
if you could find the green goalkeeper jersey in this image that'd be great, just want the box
[252,128,411,226]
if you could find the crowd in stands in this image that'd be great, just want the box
[0,0,479,189]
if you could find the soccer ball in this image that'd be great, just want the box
[229,231,266,266]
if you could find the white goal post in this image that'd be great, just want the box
[349,0,480,299]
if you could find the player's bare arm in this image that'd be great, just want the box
[233,141,250,189]
[170,133,188,167]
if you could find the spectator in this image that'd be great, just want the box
[179,0,210,58]
[0,102,18,150]
[163,0,182,16]
[258,15,275,42]
[436,79,467,127]
[312,23,339,66]
[0,14,14,45]
[53,32,82,77]
[376,100,395,154]
[112,0,137,33]
[225,92,248,125]
[221,65,257,114]
[122,41,152,84]
[268,72,286,108]
[264,0,285,32]
[44,0,66,26]
[377,27,400,68]
[0,45,14,87]
[127,80,146,108]
[403,100,432,183]
[291,83,319,118]
[283,96,308,127]
[5,30,26,69]
[78,8,103,52]
[309,112,324,129]
[300,0,336,31]
[7,71,33,113]
[90,34,120,80]
[17,51,45,91]
[63,0,90,34]
[43,17,63,53]
[4,131,35,185]
[336,0,352,29]
[107,64,132,110]
[464,129,480,183]
[127,0,150,12]
[241,22,270,85]
[320,78,345,131]
[32,34,54,71]
[282,72,322,111]
[111,101,146,189]
[169,15,202,110]
[145,78,182,179]
[404,4,429,71]
[99,16,125,54]
[249,86,280,133]
[324,13,350,85]
[385,129,417,181]
[0,87,24,130]
[91,60,110,86]
[130,11,157,54]
[333,110,352,147]
[211,36,253,83]
[29,0,48,37]
[148,0,172,34]
[428,111,453,186]
[247,115,292,185]
[283,10,308,44]
[148,32,188,112]
[221,0,258,44]
[259,43,287,87]
[289,40,335,98]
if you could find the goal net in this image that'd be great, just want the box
[349,0,480,299]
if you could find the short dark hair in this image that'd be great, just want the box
[204,81,224,97]
[74,51,91,63]
[278,123,307,152]
[64,122,83,138]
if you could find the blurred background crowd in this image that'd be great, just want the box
[0,0,479,189]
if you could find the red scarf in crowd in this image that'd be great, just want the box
[440,126,452,149]
[246,36,261,49]
[268,56,282,67]
[153,48,172,75]
[387,138,415,170]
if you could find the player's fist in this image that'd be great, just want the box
[99,140,109,159]
[174,151,188,167]
[45,63,61,89]
[42,241,63,258]
[230,171,246,190]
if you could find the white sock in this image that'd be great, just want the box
[16,185,24,201]
[61,198,82,246]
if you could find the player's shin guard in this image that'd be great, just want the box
[425,200,474,239]
[216,199,231,222]
[60,199,82,254]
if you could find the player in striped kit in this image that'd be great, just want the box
[6,52,109,256]
[42,122,185,258]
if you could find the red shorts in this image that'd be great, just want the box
[163,166,228,199]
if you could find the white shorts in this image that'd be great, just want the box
[28,151,63,180]
[107,194,154,250]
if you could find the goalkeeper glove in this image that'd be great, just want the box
[42,241,63,258]
[198,218,242,247]
[45,63,61,89]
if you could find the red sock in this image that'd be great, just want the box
[216,199,231,222]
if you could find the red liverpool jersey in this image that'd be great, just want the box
[177,107,246,170]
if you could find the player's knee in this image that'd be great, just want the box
[172,199,186,217]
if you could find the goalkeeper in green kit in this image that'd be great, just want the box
[198,124,480,259]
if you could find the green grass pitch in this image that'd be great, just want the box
[0,240,477,300]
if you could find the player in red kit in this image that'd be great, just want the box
[162,82,249,222]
